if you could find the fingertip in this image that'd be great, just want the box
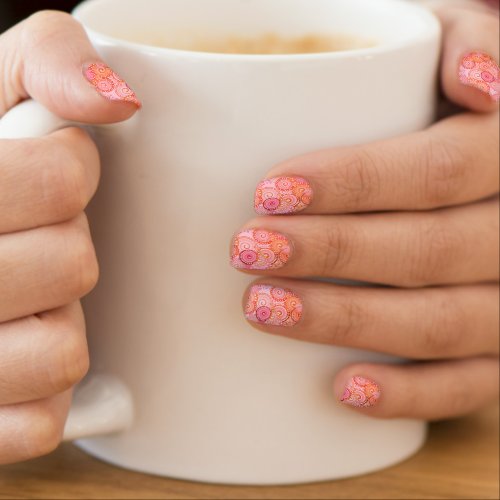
[440,50,499,113]
[442,79,499,114]
[334,365,382,411]
[436,6,499,112]
[455,51,499,111]
[50,82,141,125]
[82,99,141,125]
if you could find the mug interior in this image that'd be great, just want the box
[73,0,439,56]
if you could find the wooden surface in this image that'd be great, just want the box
[0,402,498,500]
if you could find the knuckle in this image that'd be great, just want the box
[419,293,465,357]
[441,380,471,417]
[40,141,91,219]
[23,405,63,459]
[24,10,72,39]
[22,11,73,52]
[27,10,72,26]
[321,149,382,209]
[60,218,99,297]
[46,325,89,393]
[332,299,364,345]
[420,137,466,206]
[405,217,464,287]
[319,222,357,275]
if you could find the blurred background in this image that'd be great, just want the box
[1,0,498,34]
[0,0,79,32]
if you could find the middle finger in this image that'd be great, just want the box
[0,214,98,323]
[232,197,499,287]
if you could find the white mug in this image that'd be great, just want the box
[0,0,441,485]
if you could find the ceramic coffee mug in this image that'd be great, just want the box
[0,0,441,485]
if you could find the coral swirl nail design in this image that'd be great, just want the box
[231,229,291,270]
[341,376,380,408]
[254,176,312,215]
[84,63,141,107]
[459,52,499,102]
[245,284,302,327]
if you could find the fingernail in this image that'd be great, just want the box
[83,62,142,107]
[459,52,499,102]
[254,176,313,215]
[340,376,380,408]
[231,229,291,270]
[244,284,302,327]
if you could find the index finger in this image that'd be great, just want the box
[255,110,499,215]
[0,127,100,233]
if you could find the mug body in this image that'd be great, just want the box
[73,0,440,484]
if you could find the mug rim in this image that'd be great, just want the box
[73,0,441,61]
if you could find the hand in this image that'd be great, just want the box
[0,11,140,464]
[232,4,499,419]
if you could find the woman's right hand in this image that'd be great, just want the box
[0,11,140,464]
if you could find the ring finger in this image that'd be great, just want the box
[0,390,72,464]
[0,302,88,406]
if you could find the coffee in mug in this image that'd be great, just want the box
[140,32,376,54]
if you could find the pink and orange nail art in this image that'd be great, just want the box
[340,376,380,408]
[231,229,291,270]
[245,284,302,327]
[459,52,499,102]
[84,63,141,107]
[254,176,313,215]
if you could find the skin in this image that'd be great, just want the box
[0,4,498,463]
[0,11,138,464]
[240,4,499,419]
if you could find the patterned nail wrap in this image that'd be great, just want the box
[341,376,380,408]
[231,229,291,270]
[254,176,313,215]
[245,284,302,327]
[459,52,499,102]
[84,63,141,107]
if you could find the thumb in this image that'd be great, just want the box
[435,5,499,112]
[0,10,141,123]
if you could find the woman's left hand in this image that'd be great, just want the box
[231,3,499,419]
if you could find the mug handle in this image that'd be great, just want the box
[0,99,134,440]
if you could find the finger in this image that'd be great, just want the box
[0,214,99,323]
[0,127,100,234]
[235,198,499,287]
[436,6,499,109]
[332,357,499,420]
[242,280,499,359]
[0,302,88,405]
[255,112,499,215]
[0,10,140,120]
[0,390,72,464]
